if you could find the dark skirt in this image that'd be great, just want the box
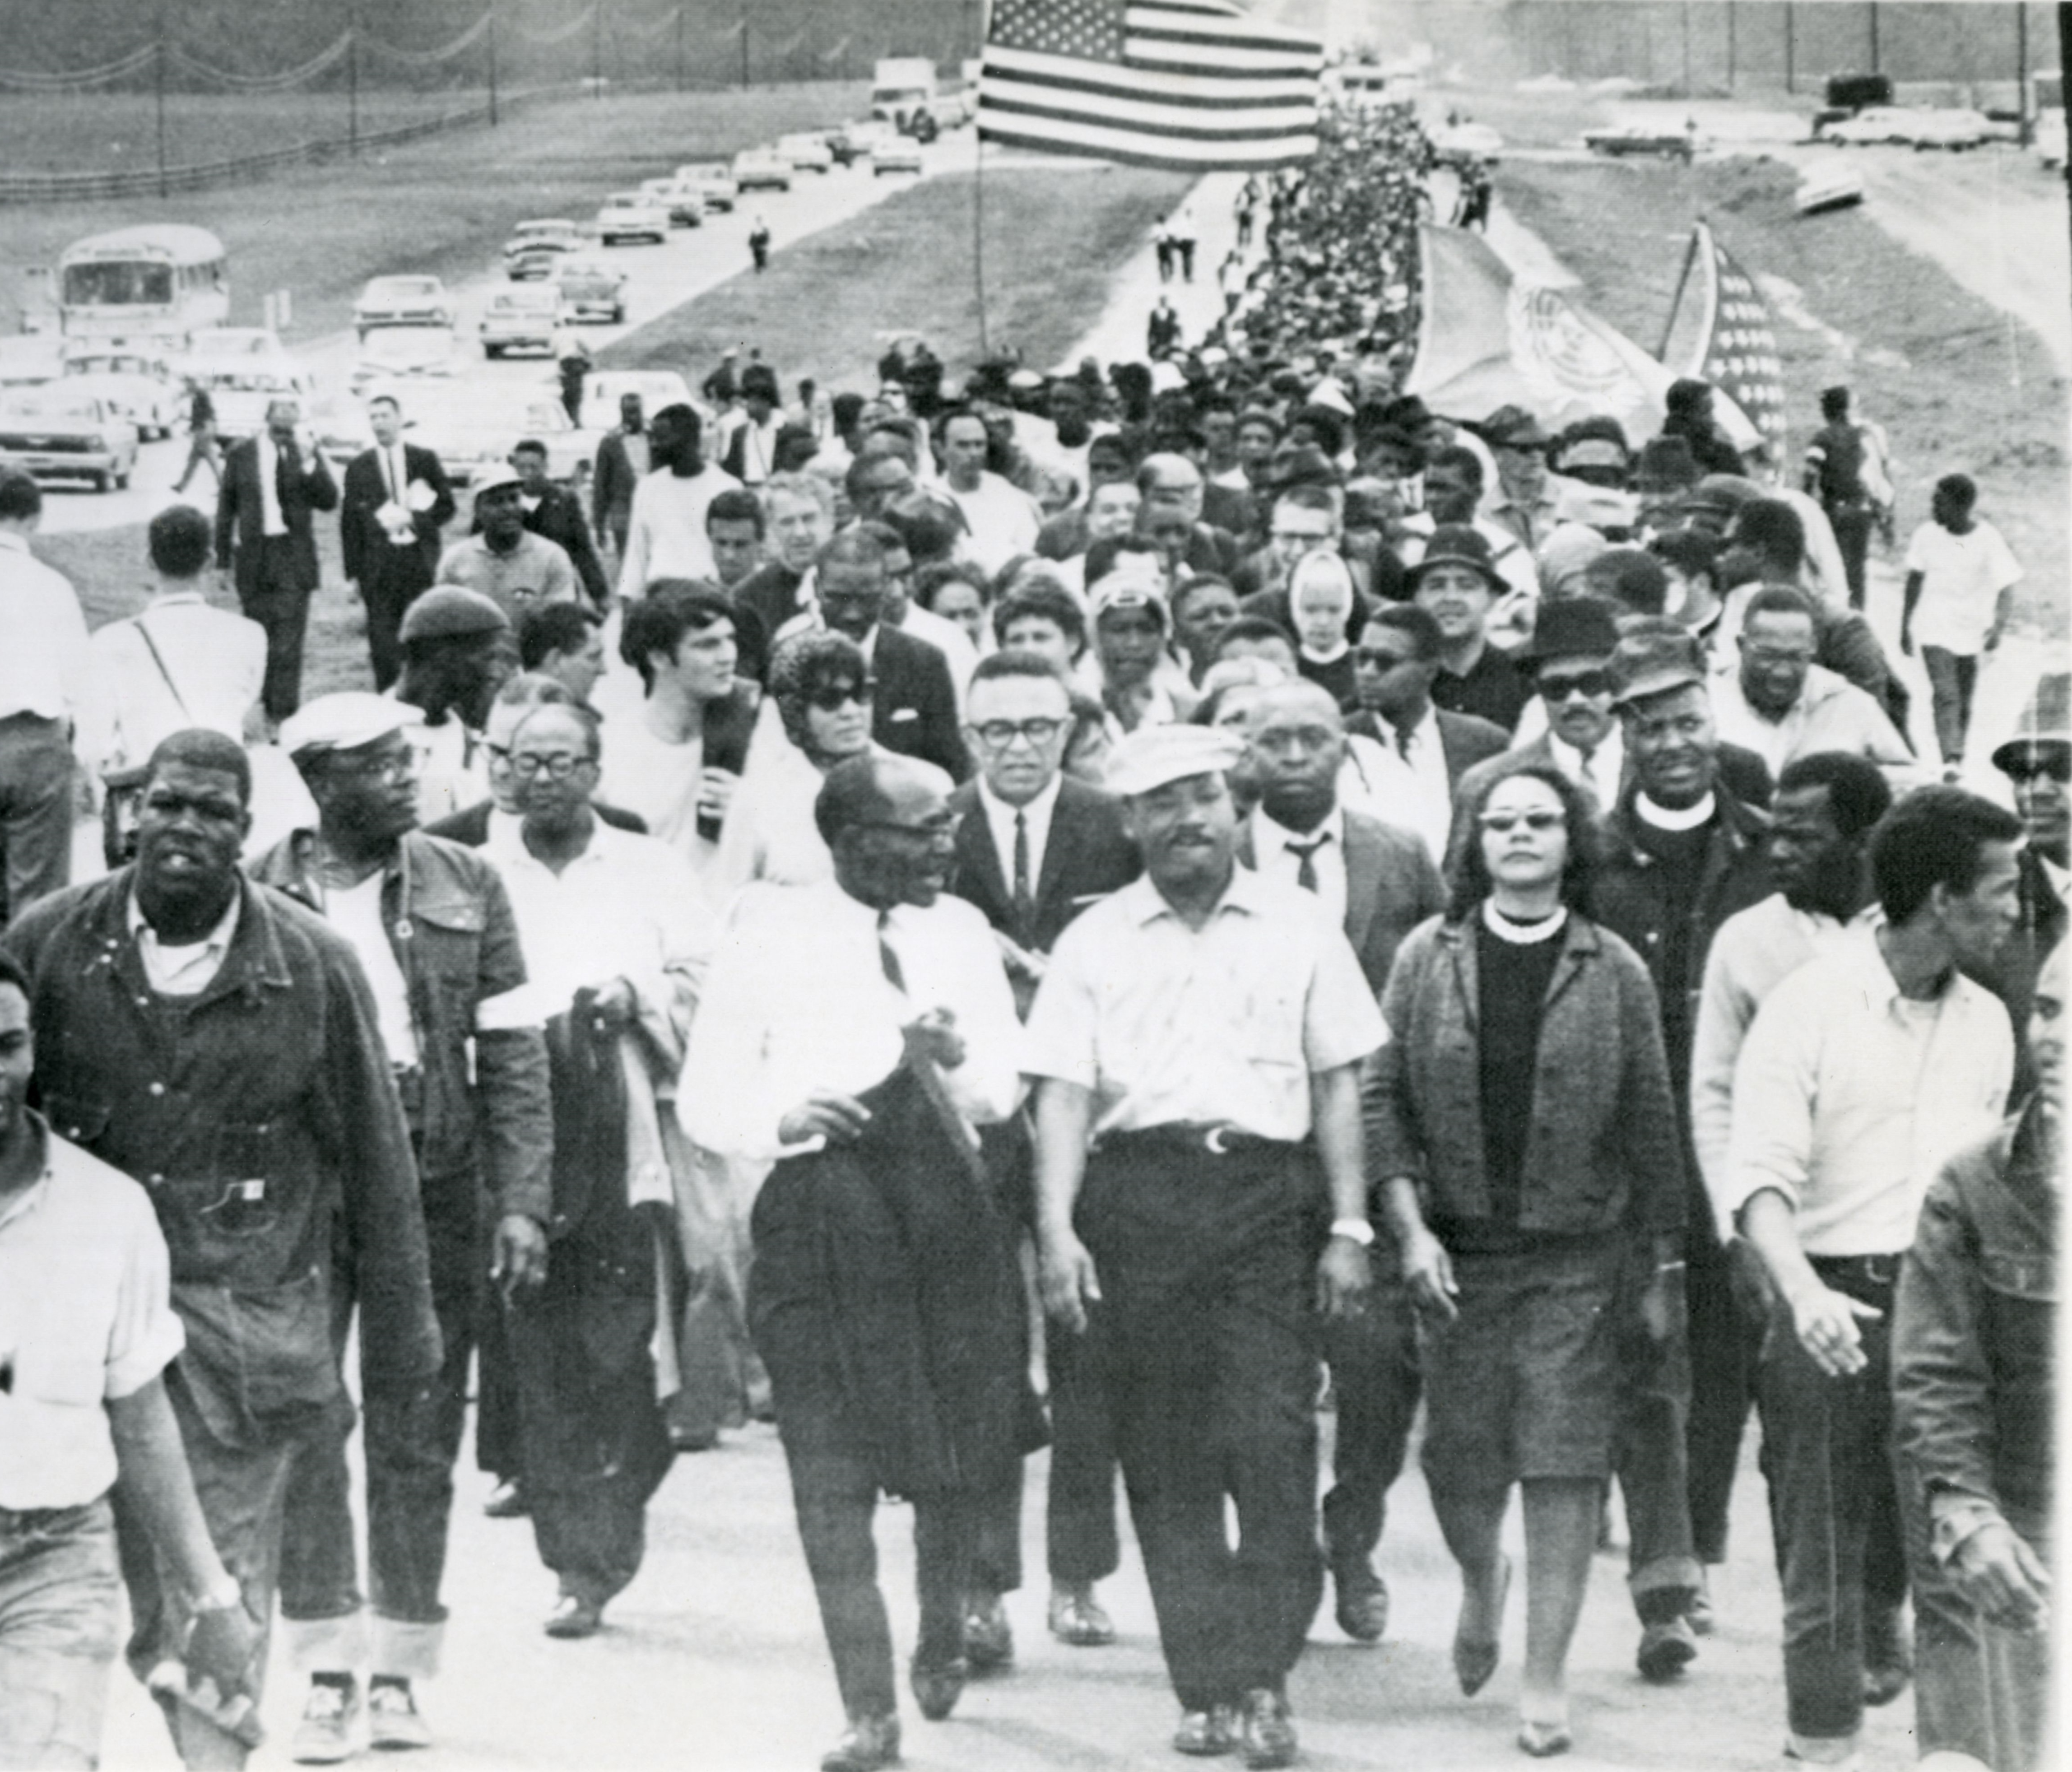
[1421,1235,1625,1490]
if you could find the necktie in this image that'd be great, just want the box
[1393,724,1413,762]
[1010,810,1035,943]
[877,909,906,995]
[1286,833,1328,893]
[274,442,292,512]
[1576,746,1601,802]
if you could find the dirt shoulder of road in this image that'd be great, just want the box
[1498,151,2069,639]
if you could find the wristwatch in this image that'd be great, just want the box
[1329,1216,1376,1248]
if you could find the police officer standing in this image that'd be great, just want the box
[1026,723,1385,1769]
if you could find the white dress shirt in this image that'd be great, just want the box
[678,878,1023,1167]
[1722,934,2013,1254]
[977,773,1061,905]
[0,531,90,726]
[1250,804,1348,926]
[128,884,242,997]
[1547,724,1624,809]
[616,462,742,598]
[78,591,266,779]
[1363,704,1453,867]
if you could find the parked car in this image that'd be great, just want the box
[639,177,708,228]
[731,148,793,193]
[176,327,316,437]
[480,285,561,358]
[673,162,739,211]
[353,274,458,339]
[578,368,697,434]
[410,383,599,486]
[503,219,587,279]
[0,388,138,490]
[1795,162,1867,215]
[870,138,925,177]
[60,342,181,439]
[595,191,669,246]
[776,131,834,174]
[348,325,460,401]
[1582,123,1697,161]
[1431,121,1504,163]
[555,258,628,325]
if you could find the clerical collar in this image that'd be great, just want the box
[1635,791,1715,832]
[1482,900,1568,944]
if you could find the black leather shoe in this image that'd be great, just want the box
[962,1594,1013,1671]
[1332,1560,1389,1643]
[1637,1616,1697,1683]
[1862,1607,1912,1707]
[1239,1689,1297,1770]
[1172,1705,1238,1756]
[820,1714,901,1772]
[1047,1583,1115,1647]
[909,1656,967,1722]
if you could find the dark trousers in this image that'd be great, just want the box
[507,1207,673,1607]
[1078,1135,1324,1712]
[1829,504,1875,609]
[785,1446,973,1721]
[1686,1235,1763,1566]
[1923,646,1981,767]
[360,561,428,693]
[1611,1242,1701,1618]
[238,539,312,720]
[0,713,73,930]
[277,1187,481,1662]
[1319,1260,1421,1573]
[1756,1260,1909,1742]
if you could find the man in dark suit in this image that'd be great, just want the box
[507,437,608,609]
[590,393,650,561]
[342,392,455,690]
[1236,678,1443,1644]
[813,528,969,781]
[212,396,338,721]
[1343,601,1509,867]
[946,648,1142,1668]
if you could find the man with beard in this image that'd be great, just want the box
[1236,681,1442,1649]
[487,702,715,1638]
[254,694,551,1759]
[2,729,438,1772]
[1027,722,1384,1768]
[342,395,454,692]
[391,588,517,826]
[680,753,1026,1772]
[436,468,579,622]
[616,404,741,598]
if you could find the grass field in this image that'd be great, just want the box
[1498,151,2070,640]
[0,82,866,340]
[602,163,1192,393]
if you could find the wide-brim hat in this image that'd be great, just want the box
[1992,671,2072,774]
[1409,523,1504,593]
[1519,595,1620,665]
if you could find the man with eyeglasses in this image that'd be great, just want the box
[1712,586,1919,791]
[485,702,715,1642]
[1590,625,1775,1682]
[947,651,1140,1665]
[252,694,551,1759]
[681,753,1026,1772]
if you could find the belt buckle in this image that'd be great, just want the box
[1864,1253,1898,1287]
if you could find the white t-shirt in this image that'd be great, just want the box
[1904,518,2022,655]
[598,709,707,860]
[321,872,420,1069]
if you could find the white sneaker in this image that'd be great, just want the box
[291,1679,361,1764]
[368,1680,432,1751]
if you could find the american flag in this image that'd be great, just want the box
[1660,220,1788,455]
[978,0,1323,170]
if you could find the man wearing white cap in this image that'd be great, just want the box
[1026,722,1385,1767]
[252,693,552,1759]
[433,468,579,623]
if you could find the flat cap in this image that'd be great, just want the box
[278,691,412,759]
[473,465,524,499]
[1481,404,1551,449]
[1608,624,1706,708]
[1105,722,1246,798]
[398,585,510,644]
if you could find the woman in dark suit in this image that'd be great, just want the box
[1364,762,1684,1759]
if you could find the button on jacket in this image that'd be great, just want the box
[3,871,440,1442]
[248,828,552,1223]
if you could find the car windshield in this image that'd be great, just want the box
[2,393,103,423]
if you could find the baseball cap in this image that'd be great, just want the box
[1105,722,1246,797]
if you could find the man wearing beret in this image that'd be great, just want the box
[252,694,553,1759]
[1027,722,1385,1767]
[390,587,517,827]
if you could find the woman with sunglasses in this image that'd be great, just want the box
[711,631,885,905]
[1363,762,1684,1759]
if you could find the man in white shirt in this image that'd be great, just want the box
[935,409,1041,578]
[0,472,88,927]
[1712,586,1919,789]
[615,404,741,599]
[679,754,1024,1772]
[81,503,266,783]
[1725,786,2023,1770]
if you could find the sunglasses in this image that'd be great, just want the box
[805,679,874,711]
[2004,755,2072,785]
[1477,810,1564,833]
[1537,670,1610,702]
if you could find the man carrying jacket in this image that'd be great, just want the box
[2,728,439,1772]
[252,693,553,1760]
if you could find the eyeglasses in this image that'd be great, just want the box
[972,717,1067,749]
[857,814,962,845]
[509,753,594,780]
[1538,670,1611,702]
[804,679,873,711]
[329,750,414,783]
[1478,809,1564,833]
[1353,647,1416,670]
[2004,754,2072,784]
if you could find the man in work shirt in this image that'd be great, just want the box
[1027,722,1385,1769]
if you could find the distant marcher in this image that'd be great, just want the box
[592,393,651,561]
[341,393,455,692]
[1802,387,1879,610]
[749,216,772,272]
[553,322,589,424]
[437,467,580,622]
[171,382,220,494]
[1902,474,2023,780]
[616,405,742,598]
[509,437,610,608]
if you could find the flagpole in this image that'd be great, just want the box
[1657,222,1703,362]
[973,0,990,358]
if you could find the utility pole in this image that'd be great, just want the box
[156,0,169,200]
[676,4,686,93]
[1868,1,1881,74]
[487,0,498,126]
[2017,2,2032,147]
[348,0,359,156]
[592,0,603,96]
[1726,0,1736,91]
[1681,0,1692,96]
[740,5,750,88]
[1784,1,1795,94]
